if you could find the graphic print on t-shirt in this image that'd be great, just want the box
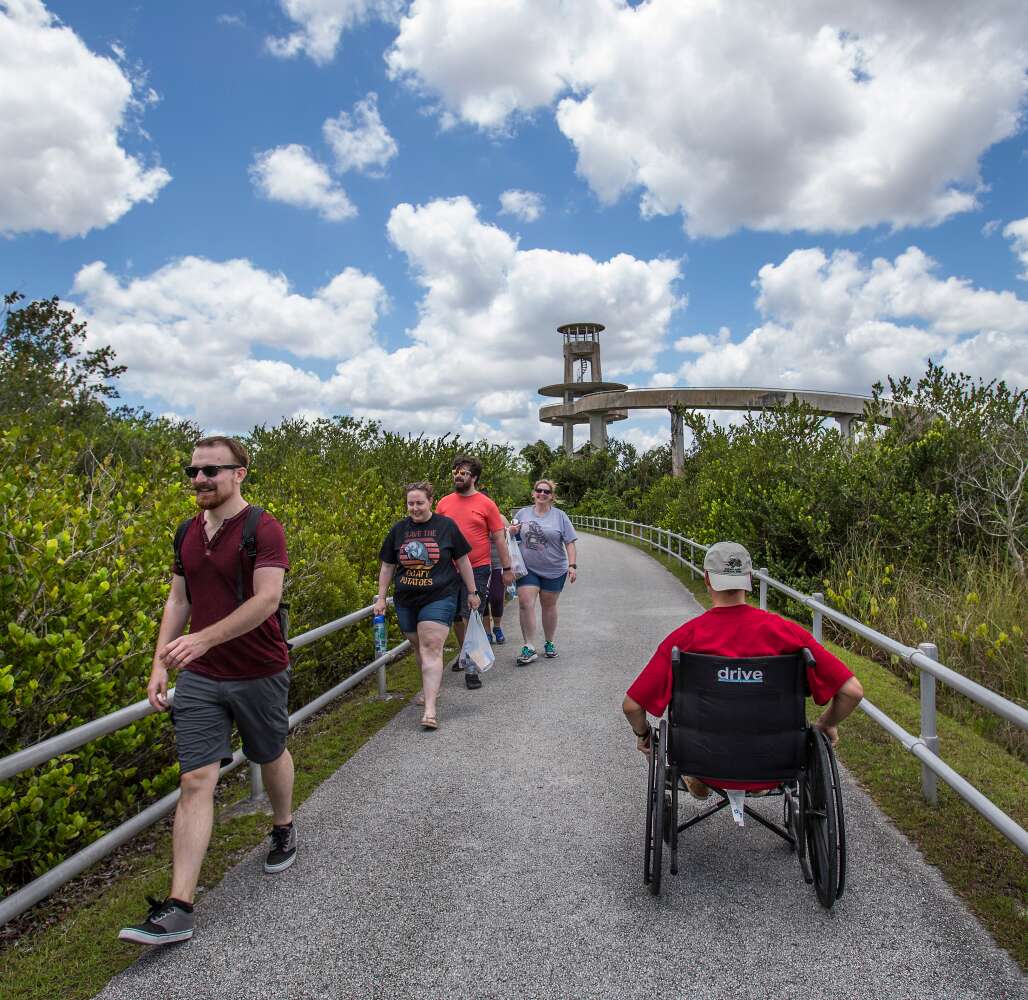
[399,538,439,568]
[397,527,442,589]
[523,521,546,550]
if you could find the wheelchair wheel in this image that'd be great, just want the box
[649,721,668,896]
[782,783,797,853]
[804,729,840,908]
[826,734,847,899]
[644,724,657,885]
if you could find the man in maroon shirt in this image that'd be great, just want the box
[623,541,863,798]
[119,436,293,946]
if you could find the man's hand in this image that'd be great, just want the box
[372,596,387,617]
[468,592,482,611]
[501,568,515,587]
[147,664,170,711]
[814,717,840,747]
[635,729,652,756]
[160,632,212,670]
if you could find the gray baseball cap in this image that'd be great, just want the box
[703,541,753,591]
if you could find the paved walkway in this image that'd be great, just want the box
[96,533,1025,1000]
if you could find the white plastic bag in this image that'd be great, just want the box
[459,610,496,672]
[507,531,529,579]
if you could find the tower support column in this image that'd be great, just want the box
[835,414,856,438]
[670,408,685,476]
[589,413,608,449]
[562,421,575,452]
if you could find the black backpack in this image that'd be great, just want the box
[173,505,291,648]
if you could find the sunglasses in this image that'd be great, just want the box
[534,487,553,495]
[184,464,242,478]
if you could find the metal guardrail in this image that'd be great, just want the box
[573,515,1028,855]
[0,602,410,925]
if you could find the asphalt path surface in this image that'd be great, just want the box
[96,532,1025,1000]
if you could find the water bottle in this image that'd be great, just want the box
[372,612,387,658]
[505,583,517,601]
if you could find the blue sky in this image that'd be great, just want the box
[2,0,1026,450]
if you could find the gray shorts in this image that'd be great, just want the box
[172,668,290,774]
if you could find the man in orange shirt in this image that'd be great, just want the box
[436,455,515,689]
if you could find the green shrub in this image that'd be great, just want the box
[0,398,530,894]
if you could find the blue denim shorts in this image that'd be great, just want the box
[516,570,568,593]
[394,594,458,634]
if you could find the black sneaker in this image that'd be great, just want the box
[264,822,297,873]
[118,896,194,945]
[465,670,482,690]
[449,655,464,672]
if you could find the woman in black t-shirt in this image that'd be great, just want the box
[374,481,478,730]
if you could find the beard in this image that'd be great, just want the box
[193,486,224,508]
[454,480,472,495]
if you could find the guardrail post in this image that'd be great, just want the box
[248,759,265,802]
[377,660,388,699]
[918,641,940,806]
[812,592,824,642]
[689,540,696,578]
[758,569,768,610]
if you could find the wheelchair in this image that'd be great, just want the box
[643,648,846,909]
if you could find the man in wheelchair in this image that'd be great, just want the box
[621,541,863,905]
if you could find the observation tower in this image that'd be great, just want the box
[537,322,627,451]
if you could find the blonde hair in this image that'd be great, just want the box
[533,478,557,498]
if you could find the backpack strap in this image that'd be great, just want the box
[173,517,193,603]
[236,505,265,604]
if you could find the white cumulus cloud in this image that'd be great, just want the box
[0,0,170,238]
[71,256,387,428]
[249,144,356,221]
[326,196,682,436]
[66,199,682,438]
[267,0,402,64]
[1004,218,1028,281]
[323,93,398,174]
[676,246,1028,392]
[387,0,1028,235]
[499,189,544,222]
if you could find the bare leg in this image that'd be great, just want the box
[406,630,427,702]
[170,762,220,903]
[261,749,294,826]
[416,620,449,718]
[518,586,539,648]
[540,590,561,642]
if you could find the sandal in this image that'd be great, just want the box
[420,714,438,730]
[414,692,441,707]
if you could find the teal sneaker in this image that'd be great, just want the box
[516,645,538,665]
[544,640,558,658]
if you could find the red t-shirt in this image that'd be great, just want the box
[173,506,290,680]
[435,491,504,568]
[627,603,853,790]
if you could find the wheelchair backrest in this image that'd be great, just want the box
[669,648,812,781]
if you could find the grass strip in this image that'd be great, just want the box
[0,652,425,1000]
[585,528,1028,969]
